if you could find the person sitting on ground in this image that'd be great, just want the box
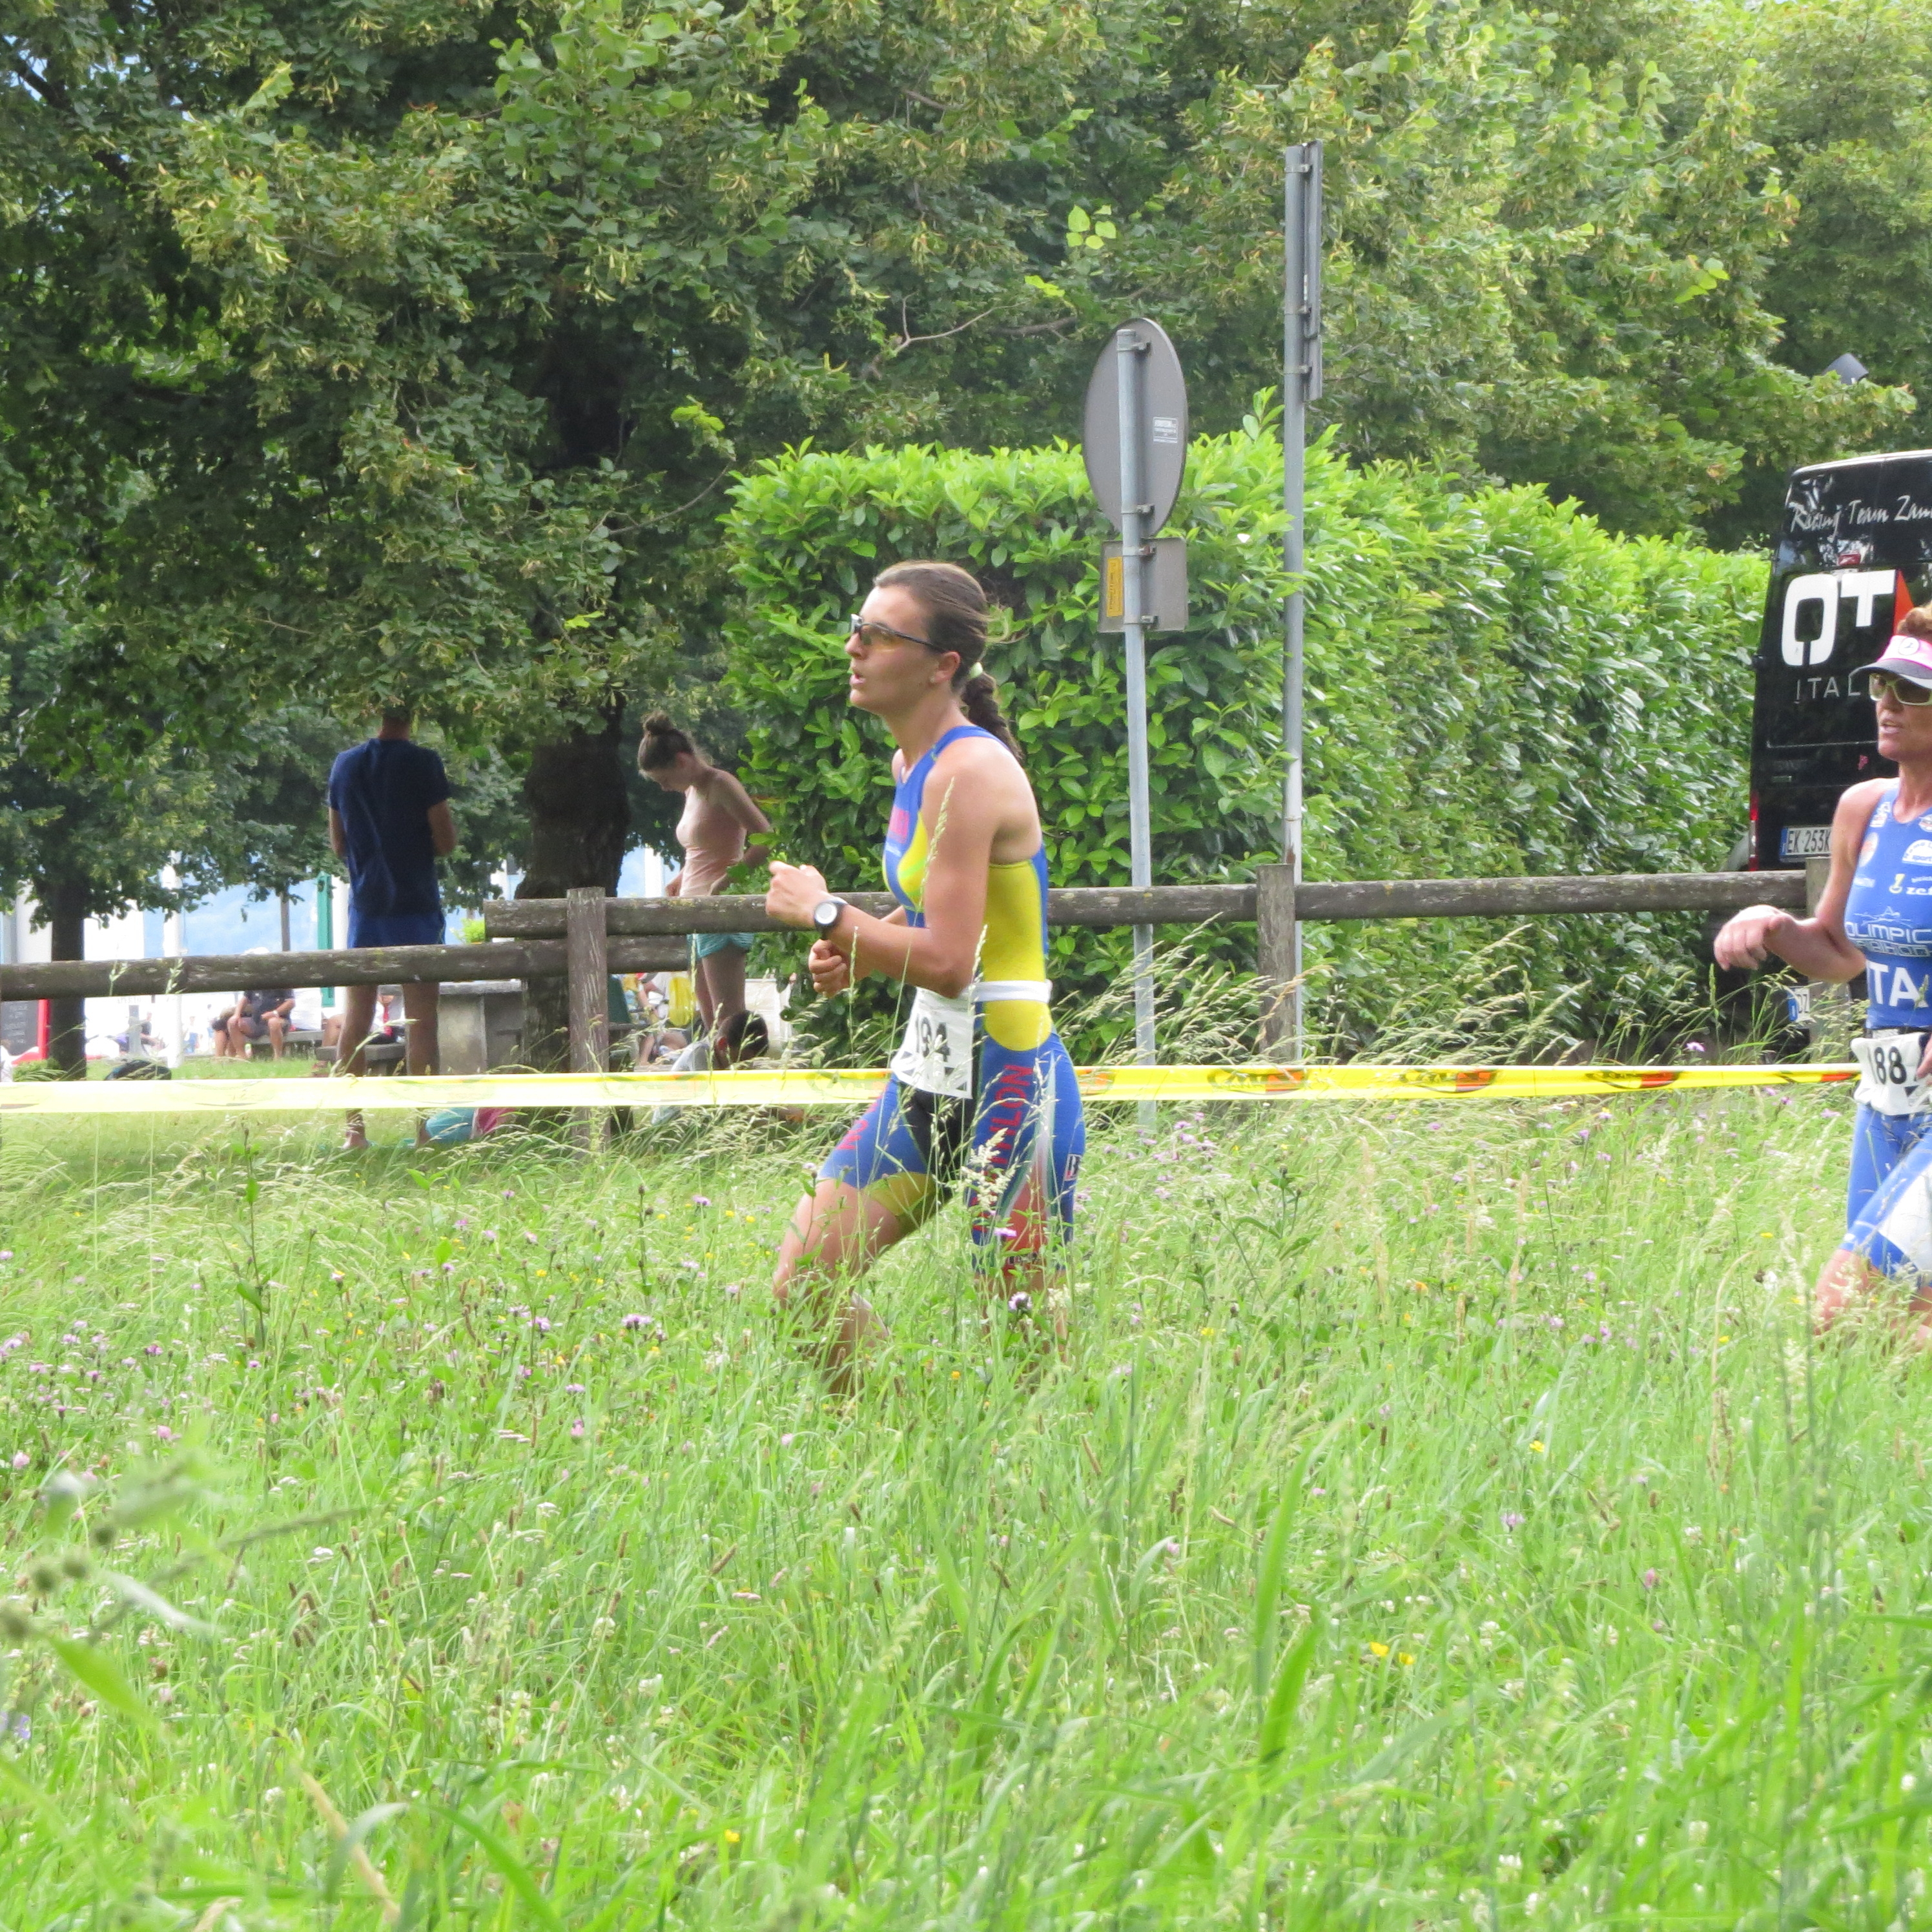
[327,704,457,1147]
[648,1011,772,1125]
[639,714,773,1038]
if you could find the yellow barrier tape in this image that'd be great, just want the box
[0,1062,1858,1116]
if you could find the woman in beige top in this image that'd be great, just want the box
[639,714,772,1033]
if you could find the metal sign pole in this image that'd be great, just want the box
[1281,141,1322,1060]
[1116,325,1157,1121]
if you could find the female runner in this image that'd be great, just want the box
[765,561,1085,1375]
[639,714,772,1036]
[1716,605,1932,1336]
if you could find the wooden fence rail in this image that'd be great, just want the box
[482,870,1806,939]
[0,936,688,1005]
[0,870,1805,1011]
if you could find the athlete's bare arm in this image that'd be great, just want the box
[769,737,1037,997]
[807,908,905,996]
[710,768,774,865]
[1712,779,1880,982]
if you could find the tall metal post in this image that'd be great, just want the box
[1116,325,1157,1124]
[1279,141,1322,1060]
[159,862,186,1070]
[315,874,335,1013]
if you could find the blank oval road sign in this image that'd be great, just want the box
[1082,316,1189,536]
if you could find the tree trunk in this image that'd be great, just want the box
[45,878,88,1078]
[515,710,631,1069]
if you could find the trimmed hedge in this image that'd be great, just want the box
[722,426,1768,1054]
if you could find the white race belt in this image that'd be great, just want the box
[889,980,1052,1098]
[1853,1029,1932,1116]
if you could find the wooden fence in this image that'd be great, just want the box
[0,868,1809,1066]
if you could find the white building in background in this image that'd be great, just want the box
[2,847,681,1065]
[0,889,222,1064]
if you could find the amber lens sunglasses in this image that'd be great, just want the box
[848,615,936,651]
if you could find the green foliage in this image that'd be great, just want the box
[0,1459,218,1731]
[0,0,1909,764]
[1669,1,1932,535]
[1067,0,1916,539]
[1,0,1924,913]
[0,1085,1924,1921]
[723,427,1766,1054]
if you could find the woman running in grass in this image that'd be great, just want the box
[765,561,1085,1377]
[1716,603,1932,1337]
[639,714,772,1037]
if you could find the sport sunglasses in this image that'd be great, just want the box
[1867,670,1932,707]
[847,614,937,651]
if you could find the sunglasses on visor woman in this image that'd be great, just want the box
[1868,671,1932,707]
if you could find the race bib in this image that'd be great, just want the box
[1853,1032,1932,1116]
[890,987,974,1098]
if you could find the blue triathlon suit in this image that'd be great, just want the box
[1842,782,1932,1273]
[819,724,1084,1259]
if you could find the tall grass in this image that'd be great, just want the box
[0,1070,1926,1930]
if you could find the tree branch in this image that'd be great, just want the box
[891,300,998,352]
[8,54,134,183]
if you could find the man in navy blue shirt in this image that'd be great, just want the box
[328,707,457,1146]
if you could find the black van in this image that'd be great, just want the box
[1750,450,1932,868]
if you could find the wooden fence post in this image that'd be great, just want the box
[1257,863,1298,1055]
[566,887,611,1073]
[566,887,609,1147]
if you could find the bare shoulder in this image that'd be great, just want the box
[1834,778,1892,830]
[930,731,1027,792]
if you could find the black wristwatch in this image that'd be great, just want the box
[811,896,849,936]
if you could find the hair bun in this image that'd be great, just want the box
[642,711,675,734]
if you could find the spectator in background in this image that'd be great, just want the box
[639,714,772,1038]
[328,706,457,1147]
[211,987,296,1059]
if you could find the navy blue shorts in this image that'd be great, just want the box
[1845,1102,1932,1277]
[348,909,446,949]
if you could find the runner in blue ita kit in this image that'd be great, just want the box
[1717,606,1932,1336]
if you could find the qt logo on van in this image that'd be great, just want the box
[1781,568,1899,666]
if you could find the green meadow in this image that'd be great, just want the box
[0,1078,1927,1929]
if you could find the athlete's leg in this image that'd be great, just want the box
[772,1079,947,1385]
[1824,1104,1932,1333]
[967,1036,1084,1338]
[772,1180,906,1388]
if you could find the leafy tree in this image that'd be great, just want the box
[1676,0,1932,526]
[2,0,1922,1080]
[0,623,222,1072]
[1014,1,1913,538]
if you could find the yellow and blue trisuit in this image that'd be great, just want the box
[819,724,1085,1257]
